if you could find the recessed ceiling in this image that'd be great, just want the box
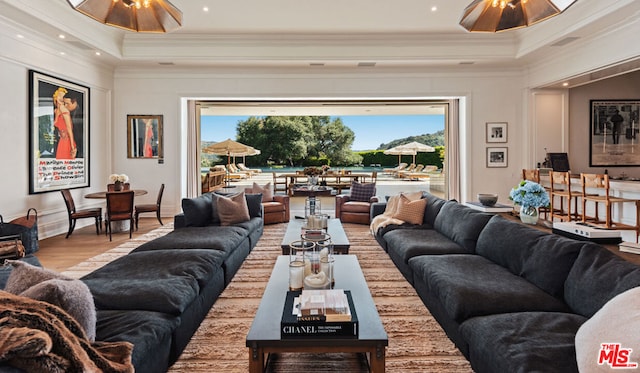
[2,0,640,88]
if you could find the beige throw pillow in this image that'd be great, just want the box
[252,182,273,202]
[217,192,251,226]
[392,194,427,225]
[575,286,640,372]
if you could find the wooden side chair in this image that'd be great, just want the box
[105,191,135,241]
[61,189,102,239]
[581,173,640,240]
[549,171,583,222]
[134,184,164,230]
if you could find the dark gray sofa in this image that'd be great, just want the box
[0,192,263,373]
[372,192,640,372]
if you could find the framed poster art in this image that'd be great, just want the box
[590,99,640,167]
[487,147,508,168]
[29,70,90,194]
[127,115,164,159]
[486,122,507,143]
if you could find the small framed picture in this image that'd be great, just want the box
[127,114,163,159]
[486,122,507,143]
[487,147,508,168]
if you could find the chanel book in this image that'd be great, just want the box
[281,290,358,338]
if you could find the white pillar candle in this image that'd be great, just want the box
[289,261,305,291]
[320,257,334,286]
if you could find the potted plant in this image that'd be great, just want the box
[109,174,129,191]
[509,180,550,225]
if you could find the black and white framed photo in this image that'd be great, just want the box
[29,70,90,194]
[486,122,507,143]
[487,147,508,168]
[590,100,640,167]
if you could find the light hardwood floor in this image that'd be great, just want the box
[36,217,163,272]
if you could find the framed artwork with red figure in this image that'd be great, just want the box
[29,70,90,194]
[127,114,163,159]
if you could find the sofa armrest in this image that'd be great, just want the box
[174,213,186,229]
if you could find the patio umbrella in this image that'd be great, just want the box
[383,146,417,165]
[202,138,253,168]
[394,141,436,164]
[231,146,261,164]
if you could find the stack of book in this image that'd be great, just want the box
[281,289,358,338]
[619,241,640,255]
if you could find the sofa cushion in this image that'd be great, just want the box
[385,227,469,261]
[565,244,640,317]
[392,194,427,225]
[476,215,583,298]
[350,182,376,202]
[460,312,586,373]
[96,310,180,373]
[181,193,213,227]
[433,202,492,253]
[341,201,371,213]
[134,225,249,254]
[575,286,640,372]
[217,192,250,226]
[82,249,226,315]
[410,254,572,322]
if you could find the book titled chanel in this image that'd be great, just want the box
[281,289,358,338]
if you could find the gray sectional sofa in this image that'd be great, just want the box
[0,192,264,373]
[372,192,640,372]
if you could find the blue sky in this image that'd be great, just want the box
[201,115,445,151]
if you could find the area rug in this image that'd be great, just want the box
[63,223,473,372]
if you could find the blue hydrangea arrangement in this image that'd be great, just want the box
[509,180,550,208]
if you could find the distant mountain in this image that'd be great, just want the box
[377,130,445,150]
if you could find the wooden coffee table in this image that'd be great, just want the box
[281,218,350,254]
[246,255,388,372]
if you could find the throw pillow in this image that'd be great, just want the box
[4,260,97,341]
[350,182,376,202]
[181,193,213,227]
[252,182,273,202]
[20,279,97,342]
[217,192,251,226]
[245,193,263,219]
[4,260,70,294]
[575,286,640,372]
[392,194,428,225]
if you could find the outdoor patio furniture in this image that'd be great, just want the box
[383,162,407,175]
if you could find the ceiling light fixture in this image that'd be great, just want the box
[459,0,577,33]
[67,0,182,33]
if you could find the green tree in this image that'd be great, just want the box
[237,115,357,166]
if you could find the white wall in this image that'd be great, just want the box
[0,23,114,238]
[113,68,526,207]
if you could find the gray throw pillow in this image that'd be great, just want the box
[20,278,97,342]
[4,260,96,341]
[181,193,213,227]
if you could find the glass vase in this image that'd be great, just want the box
[519,205,538,225]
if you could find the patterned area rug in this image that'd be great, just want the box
[63,222,473,372]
